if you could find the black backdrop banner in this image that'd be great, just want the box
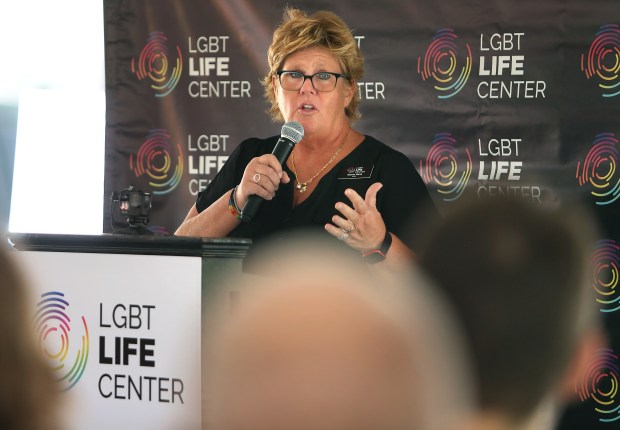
[104,1,620,427]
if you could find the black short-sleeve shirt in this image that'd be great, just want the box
[196,135,437,251]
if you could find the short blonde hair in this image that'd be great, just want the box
[262,8,364,122]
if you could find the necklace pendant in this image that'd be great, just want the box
[296,181,307,193]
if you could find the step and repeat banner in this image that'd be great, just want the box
[103,1,620,428]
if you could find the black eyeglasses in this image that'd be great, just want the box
[276,70,349,92]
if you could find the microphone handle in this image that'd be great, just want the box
[240,137,296,222]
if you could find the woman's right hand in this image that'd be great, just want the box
[236,154,290,208]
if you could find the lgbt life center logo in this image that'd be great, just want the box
[132,32,183,97]
[418,28,546,100]
[576,133,620,206]
[581,24,620,98]
[577,348,620,424]
[130,129,184,196]
[34,291,90,391]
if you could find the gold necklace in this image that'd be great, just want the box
[291,129,350,193]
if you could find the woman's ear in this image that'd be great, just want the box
[344,81,356,108]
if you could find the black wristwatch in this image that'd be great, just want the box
[362,230,392,264]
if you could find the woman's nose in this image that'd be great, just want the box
[299,76,316,94]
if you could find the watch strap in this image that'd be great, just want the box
[362,230,392,264]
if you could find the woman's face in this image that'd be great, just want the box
[273,45,354,138]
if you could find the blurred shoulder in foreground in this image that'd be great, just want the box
[0,242,61,430]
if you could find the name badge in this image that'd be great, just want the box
[338,165,374,179]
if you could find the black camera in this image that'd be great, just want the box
[110,186,153,235]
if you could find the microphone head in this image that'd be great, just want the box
[281,121,304,144]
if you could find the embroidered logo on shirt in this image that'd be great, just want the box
[338,165,374,179]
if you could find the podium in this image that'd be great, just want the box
[8,232,251,284]
[8,233,251,430]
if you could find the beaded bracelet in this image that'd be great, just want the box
[228,186,242,219]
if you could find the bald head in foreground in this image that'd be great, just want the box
[202,233,475,430]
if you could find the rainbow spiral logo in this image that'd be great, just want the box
[581,24,620,98]
[576,133,620,205]
[576,348,620,423]
[34,291,89,391]
[131,31,183,97]
[419,132,472,201]
[130,129,183,195]
[591,240,620,313]
[417,29,472,99]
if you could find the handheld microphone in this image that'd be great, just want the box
[241,121,304,222]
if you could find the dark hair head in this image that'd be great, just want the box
[418,196,599,421]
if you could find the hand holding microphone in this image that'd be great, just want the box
[238,121,304,222]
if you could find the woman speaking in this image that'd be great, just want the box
[175,7,436,265]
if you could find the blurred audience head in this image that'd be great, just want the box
[417,196,606,429]
[203,231,475,430]
[0,244,60,430]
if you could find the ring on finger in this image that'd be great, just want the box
[252,173,261,183]
[338,230,349,241]
[343,221,355,234]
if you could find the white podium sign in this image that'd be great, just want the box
[14,250,202,430]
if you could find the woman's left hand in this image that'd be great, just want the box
[326,182,386,252]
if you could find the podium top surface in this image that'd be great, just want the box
[7,233,251,259]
